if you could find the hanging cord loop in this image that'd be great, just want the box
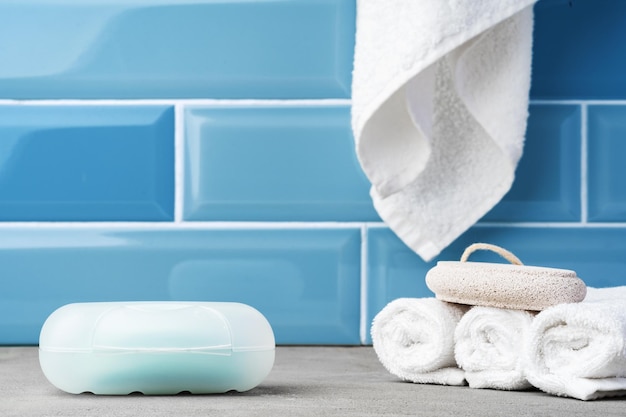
[459,243,523,265]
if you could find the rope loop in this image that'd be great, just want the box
[460,243,523,265]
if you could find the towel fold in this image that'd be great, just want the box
[524,287,626,400]
[371,298,467,385]
[352,0,537,261]
[454,307,534,390]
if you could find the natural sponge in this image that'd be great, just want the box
[425,243,587,311]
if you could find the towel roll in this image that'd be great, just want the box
[454,306,534,390]
[524,287,626,400]
[371,298,467,385]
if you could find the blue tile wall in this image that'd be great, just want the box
[365,226,626,343]
[483,105,581,222]
[184,105,377,221]
[1,0,625,345]
[0,106,174,221]
[588,106,626,222]
[0,228,361,345]
[0,0,355,99]
[531,0,626,99]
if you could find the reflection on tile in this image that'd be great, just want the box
[184,106,378,221]
[532,0,626,99]
[0,106,173,221]
[365,226,626,343]
[483,105,581,222]
[588,106,626,221]
[0,0,354,99]
[0,228,361,345]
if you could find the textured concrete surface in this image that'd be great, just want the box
[1,346,625,417]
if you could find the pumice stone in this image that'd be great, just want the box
[39,302,275,395]
[425,243,587,311]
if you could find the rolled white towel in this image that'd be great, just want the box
[524,287,626,400]
[454,307,534,390]
[371,298,467,385]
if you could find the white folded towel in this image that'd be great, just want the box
[524,287,626,400]
[352,0,537,261]
[371,298,467,385]
[454,307,534,390]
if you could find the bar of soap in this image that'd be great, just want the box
[39,302,275,395]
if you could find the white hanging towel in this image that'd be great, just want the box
[352,0,537,261]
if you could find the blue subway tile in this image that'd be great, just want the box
[184,106,378,221]
[588,106,626,221]
[531,0,626,99]
[365,228,435,344]
[0,228,361,345]
[0,106,173,221]
[0,0,355,99]
[366,226,626,344]
[483,104,581,222]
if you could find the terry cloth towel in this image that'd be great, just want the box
[371,298,468,385]
[454,306,534,390]
[524,287,626,400]
[352,0,537,261]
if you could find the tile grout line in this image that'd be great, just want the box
[0,98,621,107]
[0,221,625,229]
[0,98,352,107]
[475,222,626,228]
[0,222,370,229]
[359,224,369,345]
[530,99,626,106]
[174,103,185,223]
[0,98,620,107]
[580,103,589,224]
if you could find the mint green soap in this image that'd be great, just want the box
[39,302,275,395]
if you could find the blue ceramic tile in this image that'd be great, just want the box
[483,105,581,222]
[0,227,361,345]
[0,106,173,221]
[184,106,378,221]
[365,228,436,344]
[365,226,626,344]
[531,0,626,99]
[588,106,626,222]
[0,0,354,99]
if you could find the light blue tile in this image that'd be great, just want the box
[588,106,626,221]
[0,0,355,99]
[184,106,378,221]
[0,228,361,345]
[365,226,626,344]
[365,228,436,344]
[483,105,581,222]
[531,0,626,99]
[0,106,173,221]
